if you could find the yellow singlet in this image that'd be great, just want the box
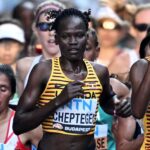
[38,57,103,136]
[141,56,150,150]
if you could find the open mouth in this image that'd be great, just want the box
[48,39,55,43]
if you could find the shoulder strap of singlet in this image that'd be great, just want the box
[51,58,102,89]
[16,136,31,150]
[83,59,96,76]
[83,59,101,80]
[4,111,31,150]
[24,55,42,87]
[51,57,72,81]
[4,111,15,143]
[84,59,96,71]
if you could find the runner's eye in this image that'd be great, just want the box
[0,86,7,92]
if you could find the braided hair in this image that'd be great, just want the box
[52,8,91,32]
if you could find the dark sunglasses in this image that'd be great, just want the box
[134,23,149,32]
[36,22,53,31]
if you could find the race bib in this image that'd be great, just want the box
[53,98,98,134]
[94,124,108,150]
[31,145,37,150]
[0,143,14,150]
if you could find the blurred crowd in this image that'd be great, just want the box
[0,0,150,150]
[0,0,149,82]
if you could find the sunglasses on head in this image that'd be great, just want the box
[36,22,53,31]
[98,21,121,30]
[134,23,149,32]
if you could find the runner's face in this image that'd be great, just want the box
[97,27,120,47]
[97,19,121,47]
[36,12,60,57]
[0,40,22,65]
[0,73,12,113]
[56,16,87,61]
[134,9,150,44]
[84,31,99,61]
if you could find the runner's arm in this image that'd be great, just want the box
[13,60,85,135]
[130,59,150,118]
[113,117,144,150]
[93,64,131,117]
[13,61,61,134]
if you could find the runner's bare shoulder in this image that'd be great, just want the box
[130,58,148,76]
[30,59,52,82]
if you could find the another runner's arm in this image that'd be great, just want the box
[93,63,131,117]
[93,64,115,114]
[22,125,43,147]
[113,116,144,150]
[130,59,150,119]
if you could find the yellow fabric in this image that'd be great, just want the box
[38,57,103,135]
[141,57,150,149]
[141,105,150,150]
